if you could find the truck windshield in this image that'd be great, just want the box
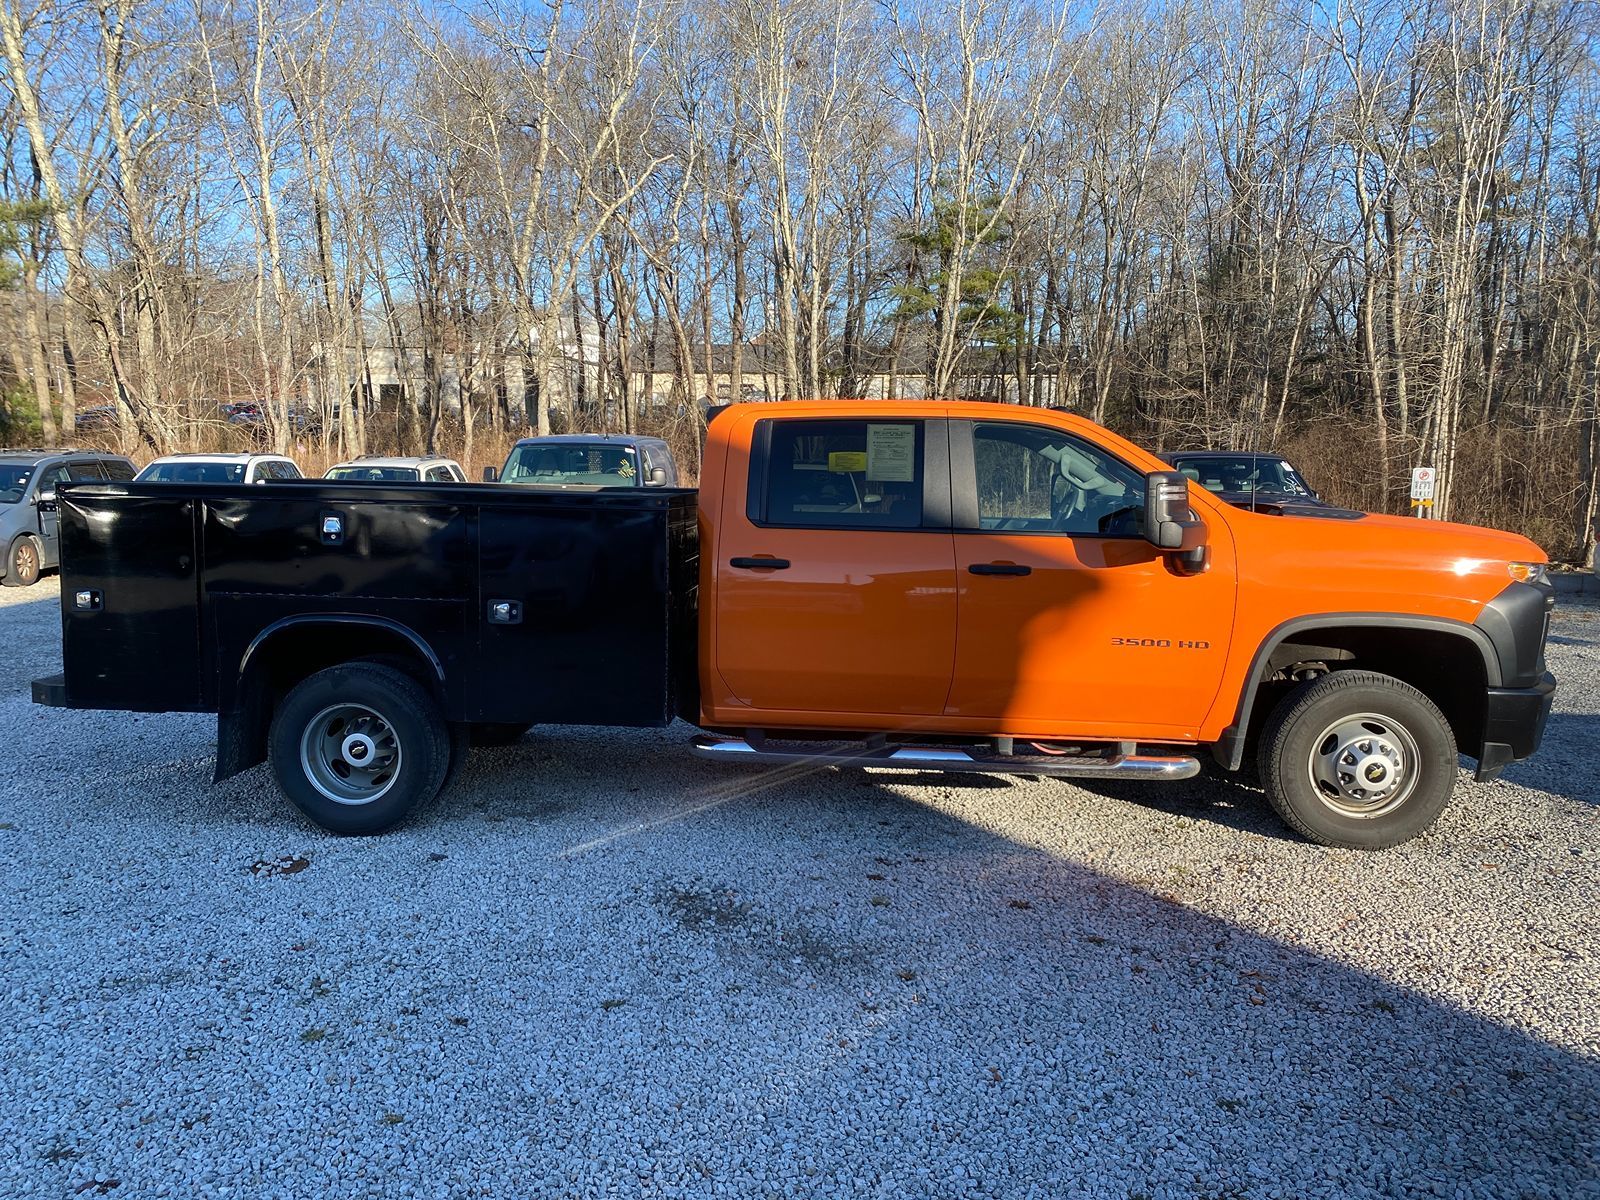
[502,443,639,486]
[1176,456,1315,498]
[325,466,421,482]
[0,464,34,503]
[137,461,247,483]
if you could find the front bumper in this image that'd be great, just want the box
[1474,671,1557,781]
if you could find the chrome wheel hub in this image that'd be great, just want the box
[1307,713,1419,818]
[300,703,402,806]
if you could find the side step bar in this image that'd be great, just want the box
[689,734,1200,781]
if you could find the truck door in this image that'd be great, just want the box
[711,416,958,719]
[943,419,1235,741]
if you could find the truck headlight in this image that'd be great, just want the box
[1507,561,1548,585]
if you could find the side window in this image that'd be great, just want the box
[99,458,136,481]
[34,464,67,496]
[276,460,301,479]
[761,419,923,529]
[66,460,106,481]
[972,423,1145,537]
[425,466,452,482]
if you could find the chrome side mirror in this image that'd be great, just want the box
[647,467,668,486]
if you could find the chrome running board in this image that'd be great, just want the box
[689,734,1200,781]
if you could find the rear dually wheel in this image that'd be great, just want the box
[269,662,450,835]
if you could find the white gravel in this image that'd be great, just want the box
[1,575,1596,1199]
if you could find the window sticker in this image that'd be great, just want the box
[866,424,915,482]
[827,451,868,474]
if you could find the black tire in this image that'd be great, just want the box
[468,722,532,747]
[3,535,43,587]
[268,662,451,835]
[1258,670,1457,850]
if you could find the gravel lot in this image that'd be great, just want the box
[1,576,1596,1199]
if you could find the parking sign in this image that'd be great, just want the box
[1410,466,1436,509]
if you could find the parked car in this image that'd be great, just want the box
[0,447,137,587]
[486,434,679,487]
[34,400,1555,852]
[1164,450,1334,513]
[136,453,304,484]
[324,456,467,483]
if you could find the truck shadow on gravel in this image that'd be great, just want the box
[521,755,1597,1195]
[10,724,1598,1195]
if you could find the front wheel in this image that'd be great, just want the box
[3,535,43,587]
[1258,670,1457,850]
[269,662,451,835]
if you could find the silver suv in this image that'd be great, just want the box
[1,448,139,587]
[324,456,467,483]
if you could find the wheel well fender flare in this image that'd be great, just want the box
[236,613,446,690]
[1214,613,1500,771]
[214,615,446,786]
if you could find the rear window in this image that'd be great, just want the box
[137,461,247,483]
[99,458,136,481]
[325,466,420,482]
[502,443,640,486]
[759,419,923,529]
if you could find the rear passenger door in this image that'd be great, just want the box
[710,416,958,719]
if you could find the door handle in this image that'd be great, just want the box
[730,556,790,570]
[968,562,1031,576]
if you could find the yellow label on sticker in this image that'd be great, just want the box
[828,451,868,473]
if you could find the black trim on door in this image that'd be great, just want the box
[948,419,978,529]
[745,419,773,525]
[922,419,952,529]
[968,562,1031,576]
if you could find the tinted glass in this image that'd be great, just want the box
[425,466,453,482]
[502,443,641,486]
[99,458,136,481]
[1172,455,1314,498]
[324,466,421,482]
[275,460,302,479]
[0,464,33,503]
[137,461,247,483]
[973,423,1144,536]
[763,420,923,529]
[67,460,107,481]
[34,465,67,495]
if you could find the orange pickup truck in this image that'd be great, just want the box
[34,400,1557,849]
